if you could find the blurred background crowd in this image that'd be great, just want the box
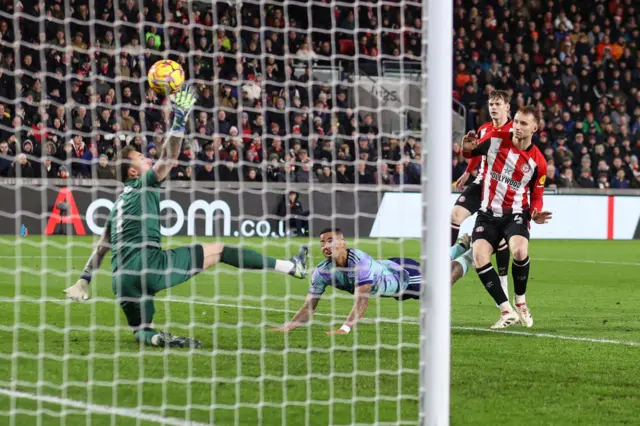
[0,0,638,189]
[454,0,640,189]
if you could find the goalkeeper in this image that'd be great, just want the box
[64,85,309,348]
[271,228,473,334]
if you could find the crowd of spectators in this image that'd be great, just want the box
[0,0,638,190]
[454,0,640,189]
[0,0,423,185]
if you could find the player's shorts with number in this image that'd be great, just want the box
[471,211,530,250]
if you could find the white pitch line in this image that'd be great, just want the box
[535,258,640,267]
[452,326,640,347]
[193,300,419,325]
[0,387,210,426]
[0,297,638,347]
[188,301,640,348]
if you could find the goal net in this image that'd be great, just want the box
[0,0,451,424]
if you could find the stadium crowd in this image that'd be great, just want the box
[454,0,640,189]
[0,0,637,190]
[0,0,423,185]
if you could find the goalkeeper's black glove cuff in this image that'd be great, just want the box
[80,273,92,283]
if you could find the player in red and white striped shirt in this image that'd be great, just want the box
[462,106,552,329]
[452,91,513,299]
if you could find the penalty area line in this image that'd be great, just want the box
[0,388,210,426]
[452,326,640,347]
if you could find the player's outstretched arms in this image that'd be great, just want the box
[270,294,321,332]
[64,224,111,301]
[326,284,373,335]
[153,84,198,182]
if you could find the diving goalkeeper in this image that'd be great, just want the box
[270,228,473,334]
[64,85,309,348]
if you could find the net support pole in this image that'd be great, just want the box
[419,0,453,424]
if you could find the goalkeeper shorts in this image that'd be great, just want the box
[112,245,204,327]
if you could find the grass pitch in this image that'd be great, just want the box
[0,236,639,425]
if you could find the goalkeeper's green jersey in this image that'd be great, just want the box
[107,169,164,271]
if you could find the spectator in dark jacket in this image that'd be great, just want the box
[558,168,580,188]
[376,162,393,185]
[245,167,263,183]
[196,159,217,181]
[335,163,352,184]
[392,162,409,185]
[578,168,596,188]
[196,144,217,181]
[276,191,309,236]
[611,169,630,189]
[41,157,60,178]
[0,140,13,177]
[79,143,99,178]
[265,154,286,182]
[219,161,239,182]
[544,164,558,189]
[294,160,315,183]
[355,161,375,184]
[317,165,333,183]
[96,154,115,179]
[598,172,611,189]
[8,154,35,177]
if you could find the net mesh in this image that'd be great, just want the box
[0,0,429,424]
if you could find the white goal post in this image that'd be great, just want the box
[0,0,453,424]
[421,0,453,424]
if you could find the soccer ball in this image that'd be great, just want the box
[147,60,185,94]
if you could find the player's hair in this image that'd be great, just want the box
[319,227,342,237]
[516,106,540,123]
[118,145,138,182]
[488,90,511,104]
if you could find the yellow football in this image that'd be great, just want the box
[147,60,185,94]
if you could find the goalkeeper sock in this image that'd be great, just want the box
[134,329,160,346]
[450,223,460,246]
[512,256,530,300]
[221,246,292,272]
[449,243,467,261]
[476,262,508,305]
[496,243,510,276]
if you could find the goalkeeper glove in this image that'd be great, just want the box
[170,84,198,133]
[64,278,90,301]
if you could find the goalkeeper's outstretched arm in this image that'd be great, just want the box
[152,132,185,182]
[64,224,111,301]
[152,85,198,182]
[270,294,321,332]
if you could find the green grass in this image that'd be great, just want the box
[0,236,639,425]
